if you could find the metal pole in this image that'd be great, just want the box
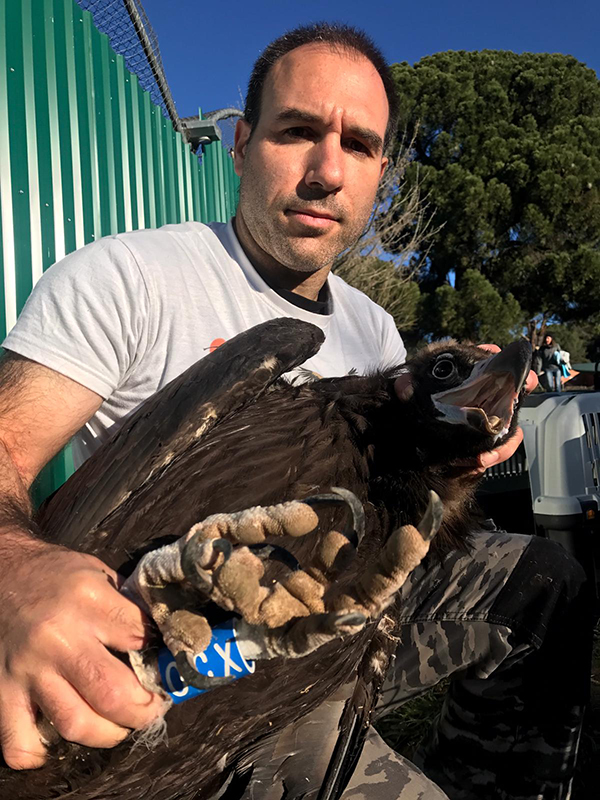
[121,0,187,141]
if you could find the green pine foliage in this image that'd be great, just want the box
[389,51,600,337]
[422,269,524,345]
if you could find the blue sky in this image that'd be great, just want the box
[141,0,600,119]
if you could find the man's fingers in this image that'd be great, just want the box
[33,675,129,749]
[74,555,152,651]
[479,425,524,469]
[525,369,538,393]
[0,640,162,768]
[0,546,166,763]
[59,643,163,730]
[478,343,501,354]
[454,427,525,474]
[91,582,153,652]
[0,684,47,770]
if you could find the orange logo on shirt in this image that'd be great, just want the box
[209,338,226,353]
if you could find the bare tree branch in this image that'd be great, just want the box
[333,131,439,330]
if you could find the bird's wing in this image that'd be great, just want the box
[226,626,396,800]
[233,683,357,799]
[38,318,324,549]
[315,625,396,800]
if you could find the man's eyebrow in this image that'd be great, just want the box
[275,108,383,153]
[275,108,321,125]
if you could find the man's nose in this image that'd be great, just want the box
[304,136,344,193]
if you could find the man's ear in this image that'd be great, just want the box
[234,119,252,177]
[379,156,388,180]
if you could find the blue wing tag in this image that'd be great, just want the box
[157,618,256,704]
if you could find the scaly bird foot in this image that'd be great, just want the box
[121,490,363,677]
[234,491,444,661]
[122,491,441,685]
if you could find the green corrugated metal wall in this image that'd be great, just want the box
[0,0,239,502]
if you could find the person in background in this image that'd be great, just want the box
[537,334,564,392]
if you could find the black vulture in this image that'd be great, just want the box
[0,318,531,799]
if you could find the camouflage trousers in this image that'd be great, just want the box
[240,530,593,800]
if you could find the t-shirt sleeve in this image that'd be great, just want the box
[379,310,407,368]
[2,237,150,399]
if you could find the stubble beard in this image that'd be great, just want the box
[238,171,370,275]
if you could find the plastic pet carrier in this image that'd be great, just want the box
[476,391,600,601]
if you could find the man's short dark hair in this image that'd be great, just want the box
[244,22,399,153]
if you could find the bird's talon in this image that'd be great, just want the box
[212,538,233,561]
[247,543,300,571]
[181,538,219,595]
[302,488,365,548]
[334,612,367,629]
[174,651,236,690]
[416,491,444,542]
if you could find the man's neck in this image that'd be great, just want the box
[232,216,331,301]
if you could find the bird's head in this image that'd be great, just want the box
[393,339,532,465]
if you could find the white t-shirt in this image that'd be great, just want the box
[3,220,406,466]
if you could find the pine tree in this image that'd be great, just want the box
[389,51,600,343]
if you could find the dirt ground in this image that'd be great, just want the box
[377,625,600,799]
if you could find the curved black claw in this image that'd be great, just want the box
[174,652,236,691]
[212,538,233,560]
[302,487,365,548]
[181,536,232,596]
[334,612,367,629]
[417,491,444,542]
[248,543,300,571]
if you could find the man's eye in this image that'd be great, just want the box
[285,127,312,139]
[345,139,369,155]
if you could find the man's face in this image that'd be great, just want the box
[234,44,389,274]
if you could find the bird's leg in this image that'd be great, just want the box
[123,493,442,687]
[234,492,443,662]
[329,491,444,617]
[122,537,233,686]
[123,491,441,676]
[122,490,366,681]
[180,489,363,628]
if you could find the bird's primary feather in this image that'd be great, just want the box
[0,319,530,799]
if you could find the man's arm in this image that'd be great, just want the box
[0,353,163,769]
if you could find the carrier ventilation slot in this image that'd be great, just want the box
[582,413,600,488]
[485,442,528,479]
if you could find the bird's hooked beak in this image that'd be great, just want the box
[431,340,532,441]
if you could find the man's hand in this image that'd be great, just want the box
[469,343,538,472]
[0,538,164,769]
[0,355,163,768]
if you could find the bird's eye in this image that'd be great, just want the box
[432,358,456,380]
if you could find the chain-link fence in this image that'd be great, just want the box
[75,0,171,118]
[74,0,244,150]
